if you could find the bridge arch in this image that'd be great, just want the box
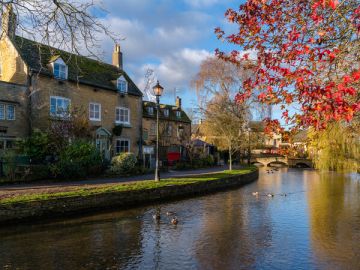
[251,161,265,167]
[294,162,311,168]
[267,161,288,167]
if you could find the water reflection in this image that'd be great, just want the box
[0,169,359,269]
[307,172,360,269]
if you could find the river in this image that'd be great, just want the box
[0,168,359,270]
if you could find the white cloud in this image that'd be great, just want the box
[184,0,220,7]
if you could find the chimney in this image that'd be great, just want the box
[176,96,182,109]
[1,4,17,39]
[112,44,123,70]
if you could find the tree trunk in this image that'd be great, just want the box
[229,146,232,171]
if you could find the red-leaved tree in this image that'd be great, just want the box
[215,0,360,132]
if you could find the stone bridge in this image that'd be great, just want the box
[251,155,313,168]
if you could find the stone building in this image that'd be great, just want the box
[142,97,191,167]
[0,7,142,159]
[0,81,28,153]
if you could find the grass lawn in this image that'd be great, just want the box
[0,168,256,205]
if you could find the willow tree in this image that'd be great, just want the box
[201,94,247,171]
[308,122,360,172]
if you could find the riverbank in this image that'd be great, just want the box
[0,168,258,224]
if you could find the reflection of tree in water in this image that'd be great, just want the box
[0,211,144,269]
[307,172,360,269]
[194,190,273,270]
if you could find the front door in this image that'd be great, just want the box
[95,128,112,161]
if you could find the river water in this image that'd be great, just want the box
[0,168,359,270]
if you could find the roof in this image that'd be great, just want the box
[12,36,142,96]
[191,139,214,147]
[142,101,191,123]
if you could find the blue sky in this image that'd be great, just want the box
[94,0,242,109]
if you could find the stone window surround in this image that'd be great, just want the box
[0,103,15,121]
[115,138,130,153]
[115,106,130,125]
[89,102,101,121]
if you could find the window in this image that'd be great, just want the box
[0,139,14,150]
[6,105,15,120]
[89,103,101,121]
[163,109,169,117]
[167,124,172,136]
[0,104,4,120]
[115,139,130,153]
[116,107,130,124]
[176,111,181,118]
[143,130,149,141]
[150,122,156,135]
[53,62,67,80]
[117,76,128,93]
[0,104,15,120]
[50,96,71,118]
[147,107,154,115]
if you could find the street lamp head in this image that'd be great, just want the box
[152,80,164,97]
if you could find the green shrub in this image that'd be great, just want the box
[110,153,137,174]
[17,130,54,163]
[53,140,103,178]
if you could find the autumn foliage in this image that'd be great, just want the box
[215,0,360,131]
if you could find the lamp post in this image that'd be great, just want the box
[247,127,251,166]
[152,81,164,181]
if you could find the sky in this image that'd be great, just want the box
[92,0,241,109]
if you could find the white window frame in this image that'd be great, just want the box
[6,104,15,120]
[115,107,130,125]
[163,109,169,117]
[50,96,71,118]
[52,58,68,80]
[117,76,128,93]
[115,138,130,153]
[0,104,5,120]
[176,111,181,118]
[147,107,154,115]
[89,102,101,121]
[0,104,15,120]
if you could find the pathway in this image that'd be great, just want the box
[0,166,229,200]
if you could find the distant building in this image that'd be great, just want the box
[142,97,191,167]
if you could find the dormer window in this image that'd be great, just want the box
[117,76,128,93]
[147,107,154,115]
[176,111,181,118]
[164,109,169,117]
[52,58,68,80]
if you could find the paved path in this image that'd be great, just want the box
[0,166,229,200]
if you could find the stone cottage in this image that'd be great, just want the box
[0,6,143,159]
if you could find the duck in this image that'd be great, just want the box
[166,211,176,216]
[267,193,274,197]
[252,192,259,196]
[171,217,178,225]
[153,213,161,221]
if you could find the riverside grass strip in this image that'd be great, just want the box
[0,168,255,205]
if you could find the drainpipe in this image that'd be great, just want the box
[26,68,34,136]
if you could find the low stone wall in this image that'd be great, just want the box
[0,170,258,224]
